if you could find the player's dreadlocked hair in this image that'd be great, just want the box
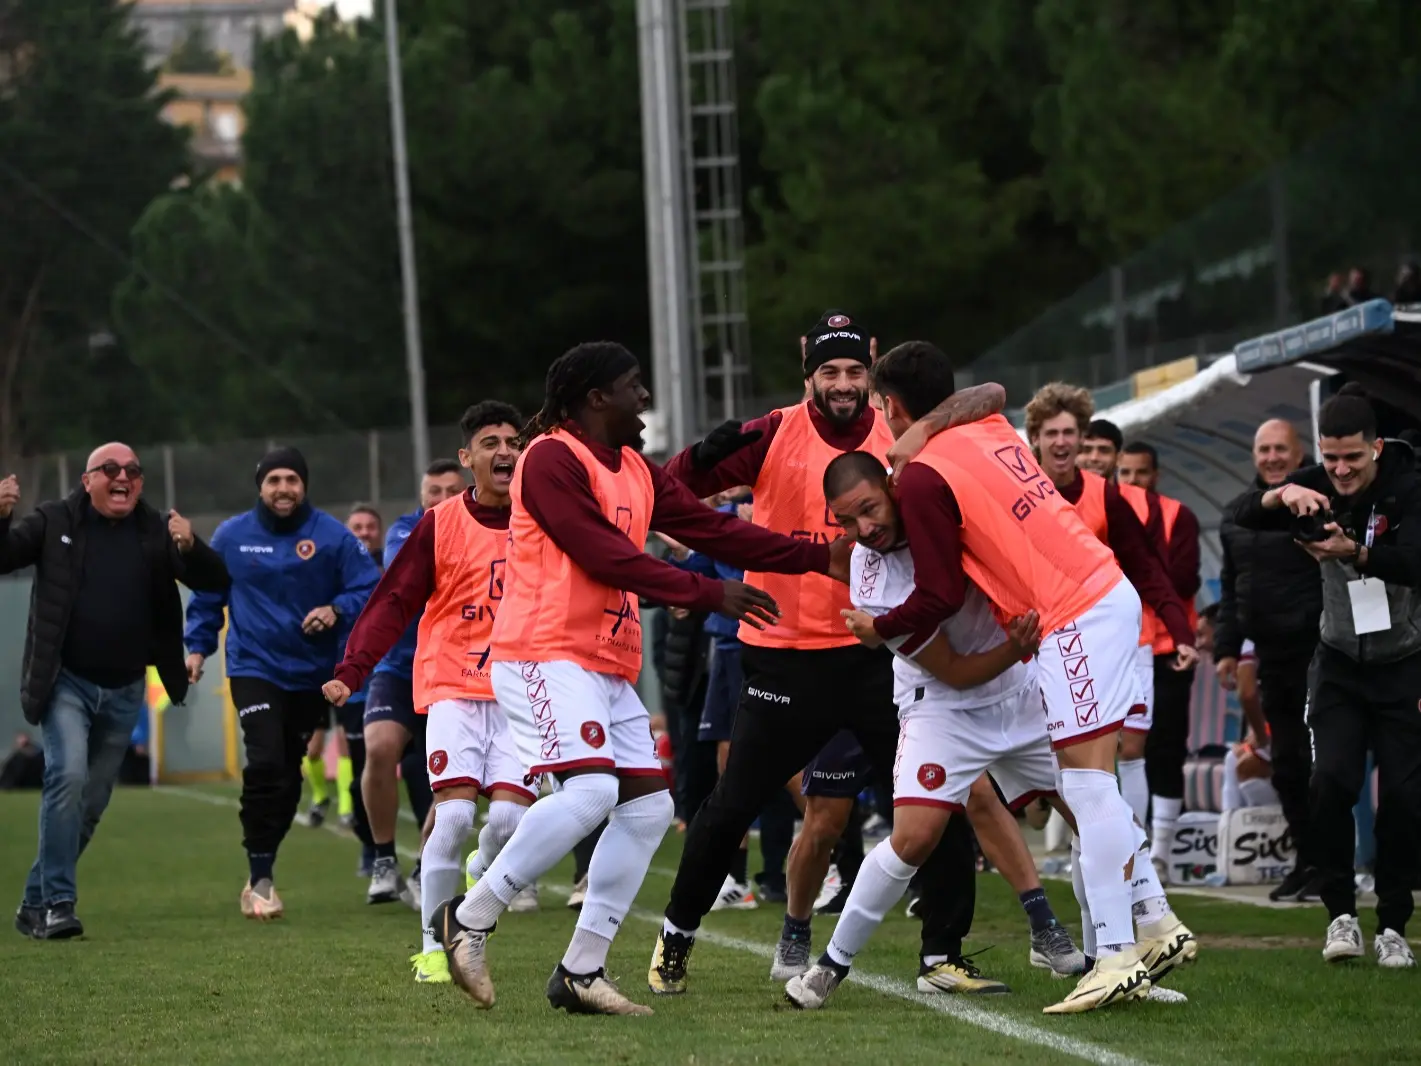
[523,342,640,441]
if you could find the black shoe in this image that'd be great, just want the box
[1294,874,1323,903]
[549,963,653,1015]
[815,883,852,916]
[429,893,469,951]
[14,904,45,939]
[753,874,788,904]
[43,902,84,940]
[307,799,330,828]
[648,929,694,995]
[1268,866,1314,902]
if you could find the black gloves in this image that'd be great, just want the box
[691,420,762,472]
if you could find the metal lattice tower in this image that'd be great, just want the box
[679,0,753,424]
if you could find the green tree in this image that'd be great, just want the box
[121,3,648,436]
[164,20,233,76]
[0,0,189,460]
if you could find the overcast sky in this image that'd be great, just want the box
[321,0,373,18]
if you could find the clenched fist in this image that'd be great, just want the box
[168,510,194,552]
[0,474,18,519]
[322,679,351,706]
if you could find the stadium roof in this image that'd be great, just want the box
[1080,300,1421,580]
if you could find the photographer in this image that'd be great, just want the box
[1227,385,1421,969]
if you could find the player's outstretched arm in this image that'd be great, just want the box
[332,511,439,695]
[647,461,831,577]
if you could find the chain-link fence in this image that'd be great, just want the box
[16,386,809,536]
[972,77,1421,402]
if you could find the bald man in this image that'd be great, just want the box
[1216,419,1323,902]
[0,444,230,939]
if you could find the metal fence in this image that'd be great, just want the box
[971,77,1421,402]
[15,385,809,533]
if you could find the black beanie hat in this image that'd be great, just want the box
[803,309,872,377]
[255,446,309,489]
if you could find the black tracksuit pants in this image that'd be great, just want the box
[1308,646,1421,935]
[1145,656,1195,800]
[667,644,976,958]
[231,678,329,857]
[1256,648,1316,868]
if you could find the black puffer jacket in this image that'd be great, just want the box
[1215,473,1323,661]
[0,490,230,724]
[660,610,711,715]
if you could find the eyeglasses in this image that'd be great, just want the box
[86,461,144,481]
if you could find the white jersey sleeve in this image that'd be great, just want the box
[848,543,1033,711]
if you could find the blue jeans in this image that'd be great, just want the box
[22,669,146,907]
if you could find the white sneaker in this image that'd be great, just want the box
[567,875,588,910]
[508,883,540,913]
[367,857,406,905]
[784,963,842,1010]
[1322,914,1364,962]
[812,865,841,912]
[1375,928,1416,969]
[709,874,758,912]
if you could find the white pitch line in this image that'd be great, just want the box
[157,786,1150,1066]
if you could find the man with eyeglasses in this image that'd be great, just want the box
[1,443,230,940]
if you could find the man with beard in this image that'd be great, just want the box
[184,447,380,919]
[649,312,1013,997]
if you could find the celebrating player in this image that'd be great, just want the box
[325,401,532,985]
[864,342,1196,1014]
[786,451,1081,1008]
[652,311,1011,996]
[430,342,850,1016]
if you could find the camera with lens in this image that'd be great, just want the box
[1291,509,1337,543]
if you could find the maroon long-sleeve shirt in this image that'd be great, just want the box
[1057,475,1194,649]
[1164,501,1202,602]
[334,492,507,692]
[664,401,879,496]
[517,423,830,614]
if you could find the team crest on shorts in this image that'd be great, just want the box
[295,539,317,560]
[428,749,448,775]
[580,721,606,749]
[917,763,945,791]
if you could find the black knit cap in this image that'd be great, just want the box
[803,309,872,377]
[255,446,309,489]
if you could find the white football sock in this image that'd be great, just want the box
[420,798,476,953]
[1070,834,1096,957]
[1240,776,1280,808]
[564,789,675,974]
[826,838,919,969]
[457,773,618,931]
[464,800,527,883]
[1221,748,1244,812]
[1059,768,1136,951]
[1149,796,1183,864]
[1128,819,1172,924]
[1117,757,1149,827]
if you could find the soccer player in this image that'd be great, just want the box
[430,342,849,1015]
[184,447,380,919]
[786,451,1080,1008]
[651,311,1010,997]
[1023,388,1195,835]
[327,402,531,984]
[867,343,1197,1014]
[355,461,466,905]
